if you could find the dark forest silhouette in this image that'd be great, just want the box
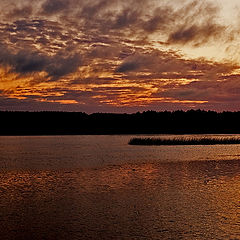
[1,110,240,135]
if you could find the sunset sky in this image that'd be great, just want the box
[1,0,240,112]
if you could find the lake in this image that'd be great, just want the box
[0,135,240,239]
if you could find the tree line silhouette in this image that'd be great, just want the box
[1,110,240,135]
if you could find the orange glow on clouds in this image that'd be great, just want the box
[1,0,240,112]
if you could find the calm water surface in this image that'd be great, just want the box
[0,135,240,239]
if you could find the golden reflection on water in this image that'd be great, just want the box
[0,160,240,239]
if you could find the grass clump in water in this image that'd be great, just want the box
[128,137,240,145]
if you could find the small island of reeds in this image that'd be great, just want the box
[128,137,240,145]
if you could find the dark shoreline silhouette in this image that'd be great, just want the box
[129,137,240,145]
[1,109,240,135]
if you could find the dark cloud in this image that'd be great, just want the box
[143,7,172,33]
[89,45,122,59]
[113,8,140,29]
[41,0,71,15]
[116,61,140,73]
[13,51,47,73]
[14,19,45,32]
[168,24,224,45]
[0,19,77,56]
[80,0,109,19]
[0,45,82,80]
[46,53,82,79]
[6,5,33,19]
[38,0,227,47]
[1,1,230,53]
[151,73,240,106]
[116,49,236,77]
[166,1,225,45]
[116,53,156,73]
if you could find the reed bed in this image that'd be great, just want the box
[128,137,240,145]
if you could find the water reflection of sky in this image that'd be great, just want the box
[1,135,240,170]
[0,159,240,239]
[0,135,240,239]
